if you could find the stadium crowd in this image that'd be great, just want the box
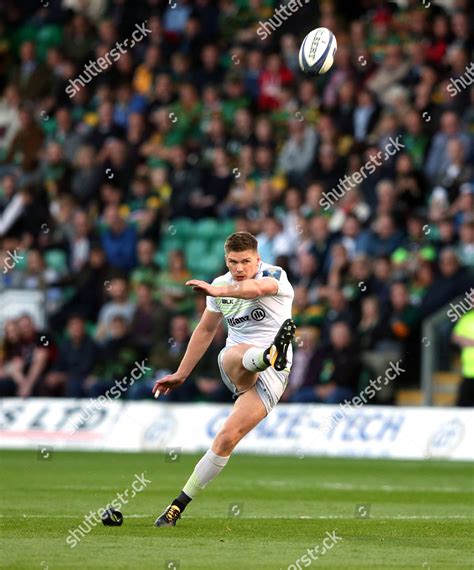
[0,0,473,405]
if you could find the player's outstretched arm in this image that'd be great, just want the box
[186,278,278,300]
[152,309,222,397]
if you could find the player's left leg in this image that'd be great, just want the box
[154,387,266,527]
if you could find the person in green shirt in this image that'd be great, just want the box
[155,250,195,315]
[452,308,474,407]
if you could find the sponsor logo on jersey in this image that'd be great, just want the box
[251,308,266,321]
[227,308,266,326]
[221,299,234,304]
[227,315,251,326]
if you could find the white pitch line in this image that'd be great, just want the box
[1,514,472,520]
[245,480,469,493]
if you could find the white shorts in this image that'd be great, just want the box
[217,347,289,414]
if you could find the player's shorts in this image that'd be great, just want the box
[217,347,289,414]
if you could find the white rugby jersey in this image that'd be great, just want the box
[206,262,294,360]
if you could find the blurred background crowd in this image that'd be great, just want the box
[0,0,473,405]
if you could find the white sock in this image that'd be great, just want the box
[182,449,230,499]
[242,346,270,372]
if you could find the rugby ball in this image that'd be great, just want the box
[299,27,337,75]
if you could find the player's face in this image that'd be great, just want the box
[225,249,260,281]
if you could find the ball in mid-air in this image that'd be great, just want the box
[298,27,337,75]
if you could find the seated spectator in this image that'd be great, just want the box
[425,111,472,185]
[130,282,171,352]
[421,248,472,318]
[156,250,194,315]
[130,238,161,294]
[50,245,111,331]
[457,220,474,269]
[337,214,371,260]
[95,276,135,342]
[15,315,53,397]
[320,287,358,343]
[70,145,103,205]
[388,282,419,344]
[86,316,145,398]
[44,315,98,397]
[122,174,161,238]
[5,107,44,175]
[289,322,360,404]
[277,119,317,186]
[409,260,435,307]
[293,251,321,303]
[283,326,319,402]
[292,286,325,328]
[128,315,192,400]
[100,204,138,271]
[67,210,97,274]
[256,218,291,265]
[366,214,404,257]
[358,296,386,352]
[0,319,25,396]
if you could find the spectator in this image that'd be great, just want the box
[17,315,52,397]
[129,314,191,400]
[130,281,171,351]
[95,276,135,342]
[425,111,472,184]
[86,315,144,398]
[100,205,138,271]
[156,250,194,315]
[130,238,161,293]
[421,248,471,318]
[277,119,317,185]
[0,319,25,396]
[5,108,44,174]
[290,322,360,403]
[283,326,319,401]
[44,315,98,397]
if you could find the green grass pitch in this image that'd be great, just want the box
[1,450,473,569]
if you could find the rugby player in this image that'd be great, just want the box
[152,231,295,527]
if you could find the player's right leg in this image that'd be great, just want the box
[154,386,267,527]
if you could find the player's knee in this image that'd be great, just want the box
[214,427,242,455]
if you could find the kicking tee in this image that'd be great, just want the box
[206,262,294,361]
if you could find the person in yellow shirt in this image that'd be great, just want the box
[452,309,474,407]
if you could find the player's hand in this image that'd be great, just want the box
[152,372,185,397]
[186,279,217,296]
